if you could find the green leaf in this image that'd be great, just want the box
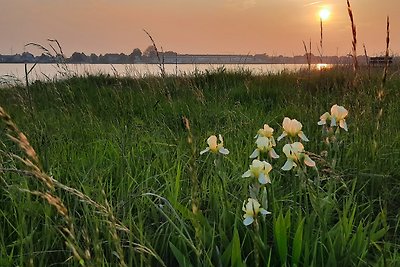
[274,212,288,266]
[371,228,387,243]
[231,226,244,267]
[172,161,182,205]
[169,242,193,267]
[221,241,233,267]
[292,217,305,266]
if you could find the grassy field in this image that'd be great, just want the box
[1,66,400,266]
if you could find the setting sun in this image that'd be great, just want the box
[319,8,331,21]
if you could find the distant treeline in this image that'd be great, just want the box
[0,46,396,65]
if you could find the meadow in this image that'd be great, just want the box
[0,65,400,266]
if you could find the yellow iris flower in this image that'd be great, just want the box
[200,134,229,155]
[281,142,316,171]
[277,117,309,142]
[242,198,270,226]
[242,159,272,184]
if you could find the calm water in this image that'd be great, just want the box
[0,63,313,85]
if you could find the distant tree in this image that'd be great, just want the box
[163,51,177,57]
[69,52,88,63]
[37,53,52,63]
[89,53,98,64]
[132,48,142,58]
[21,52,35,63]
[98,54,105,64]
[128,48,142,63]
[143,45,157,58]
[117,53,128,63]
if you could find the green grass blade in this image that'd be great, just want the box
[231,226,244,267]
[169,242,193,267]
[292,217,305,267]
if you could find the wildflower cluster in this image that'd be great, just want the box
[199,104,348,227]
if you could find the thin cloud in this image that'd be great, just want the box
[304,1,322,7]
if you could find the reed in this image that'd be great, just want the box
[319,18,323,63]
[143,29,166,78]
[302,39,312,71]
[381,16,390,89]
[376,16,391,131]
[363,44,371,79]
[346,0,358,73]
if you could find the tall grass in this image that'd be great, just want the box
[0,65,400,266]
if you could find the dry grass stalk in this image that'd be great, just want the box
[381,16,390,90]
[347,0,358,73]
[0,107,55,189]
[377,16,390,131]
[143,29,166,78]
[182,116,199,214]
[363,44,371,79]
[143,29,172,102]
[103,191,128,267]
[25,39,69,77]
[302,40,312,71]
[0,108,37,162]
[0,105,146,265]
[320,19,323,63]
[0,106,89,264]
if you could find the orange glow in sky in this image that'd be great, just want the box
[0,0,399,56]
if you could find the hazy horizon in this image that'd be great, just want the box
[1,0,399,57]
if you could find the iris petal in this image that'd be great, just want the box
[249,149,259,159]
[200,148,210,155]
[243,216,254,226]
[260,208,271,215]
[242,170,252,178]
[298,131,309,142]
[340,120,348,131]
[258,173,267,184]
[330,117,337,127]
[304,156,316,167]
[219,148,229,155]
[269,149,280,159]
[282,160,295,171]
[277,132,287,142]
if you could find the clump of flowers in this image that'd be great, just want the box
[277,117,309,142]
[318,104,348,131]
[242,159,272,185]
[242,198,270,226]
[242,124,276,227]
[200,134,229,155]
[281,142,316,171]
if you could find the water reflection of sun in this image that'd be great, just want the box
[316,63,329,70]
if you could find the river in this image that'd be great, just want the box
[0,63,322,85]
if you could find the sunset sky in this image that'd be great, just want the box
[1,0,399,57]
